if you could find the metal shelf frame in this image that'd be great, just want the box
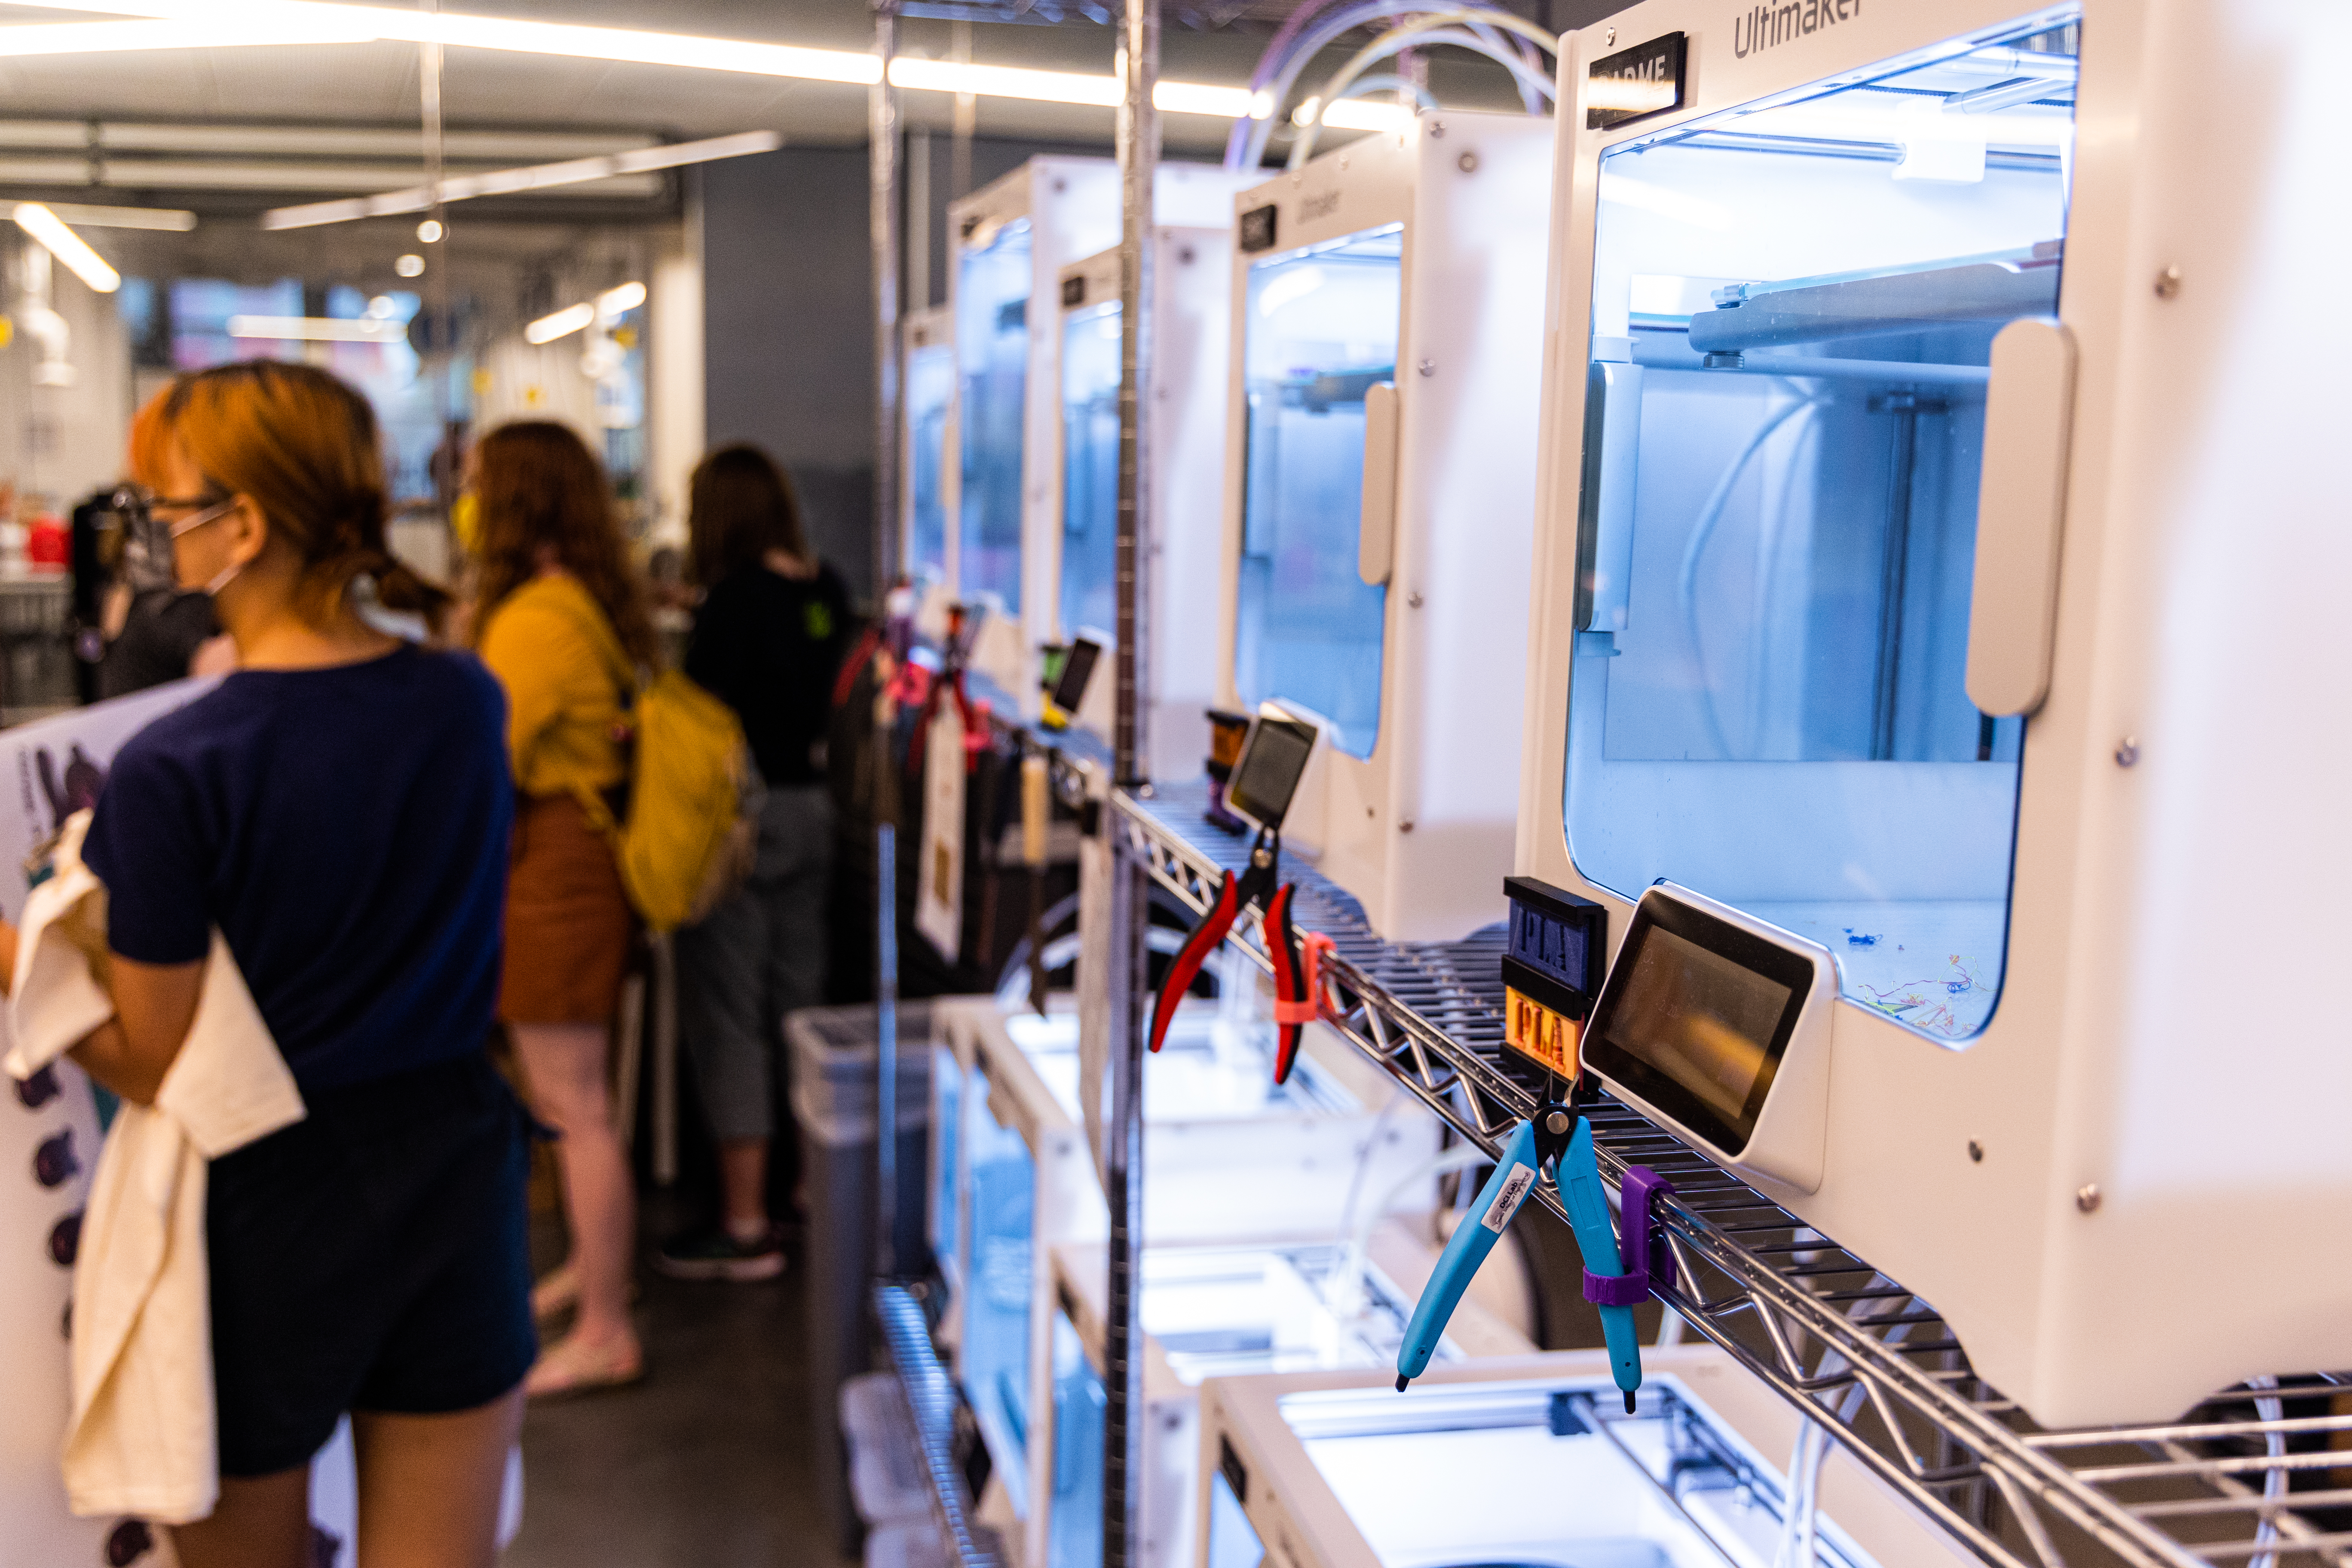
[876,1284,1003,1568]
[1111,778,2352,1568]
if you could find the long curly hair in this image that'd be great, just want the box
[466,420,655,664]
[151,361,450,628]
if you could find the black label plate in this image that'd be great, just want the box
[1238,202,1278,254]
[1587,31,1688,130]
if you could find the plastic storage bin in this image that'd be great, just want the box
[792,1001,935,1557]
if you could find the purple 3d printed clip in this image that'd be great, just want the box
[1582,1165,1677,1308]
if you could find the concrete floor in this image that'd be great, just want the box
[506,1196,861,1568]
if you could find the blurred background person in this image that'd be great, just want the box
[96,392,236,698]
[470,420,652,1396]
[656,443,854,1280]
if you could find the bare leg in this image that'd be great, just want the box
[510,1022,640,1384]
[351,1387,524,1568]
[171,1465,311,1568]
[718,1136,770,1234]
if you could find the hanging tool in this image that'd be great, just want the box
[1020,748,1051,1016]
[1395,1080,1675,1412]
[1146,827,1318,1084]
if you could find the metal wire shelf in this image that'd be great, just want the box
[875,1284,1002,1568]
[1111,777,2352,1568]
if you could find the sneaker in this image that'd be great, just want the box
[654,1225,787,1282]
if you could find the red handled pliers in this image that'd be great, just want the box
[1148,829,1328,1084]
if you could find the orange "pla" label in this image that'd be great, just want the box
[1504,986,1579,1078]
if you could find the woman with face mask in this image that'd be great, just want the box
[3,361,532,1568]
[95,393,236,696]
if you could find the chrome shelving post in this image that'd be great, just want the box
[1102,3,1158,1563]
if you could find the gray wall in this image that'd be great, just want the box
[700,147,882,603]
[700,135,1111,606]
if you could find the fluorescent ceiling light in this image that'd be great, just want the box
[35,201,194,231]
[1151,80,1265,119]
[227,315,405,341]
[0,16,371,55]
[14,203,119,292]
[1322,100,1413,133]
[260,130,780,229]
[889,57,1114,107]
[28,1,885,81]
[596,280,645,317]
[525,302,594,345]
[14,4,1292,120]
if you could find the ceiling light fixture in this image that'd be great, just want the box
[595,280,645,317]
[1293,98,1414,133]
[261,129,781,229]
[394,252,425,276]
[16,4,1300,121]
[227,315,406,341]
[524,302,594,345]
[13,203,120,292]
[0,15,373,55]
[888,57,1116,108]
[416,217,444,241]
[30,201,196,231]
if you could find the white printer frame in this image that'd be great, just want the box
[1046,1231,1534,1568]
[927,994,1440,1568]
[1515,0,2352,1425]
[1213,110,1554,943]
[1199,1349,1983,1568]
[1052,227,1233,783]
[947,159,1252,716]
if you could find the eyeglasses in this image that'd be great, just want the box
[112,486,236,538]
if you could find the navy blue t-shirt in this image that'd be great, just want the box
[82,645,514,1094]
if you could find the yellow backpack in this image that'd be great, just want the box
[553,592,761,934]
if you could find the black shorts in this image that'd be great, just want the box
[205,1050,538,1477]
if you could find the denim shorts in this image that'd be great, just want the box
[203,1050,538,1477]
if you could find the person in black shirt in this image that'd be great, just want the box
[657,444,855,1280]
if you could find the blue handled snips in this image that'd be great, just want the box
[1395,1083,1676,1412]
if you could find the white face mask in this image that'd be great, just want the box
[167,496,245,598]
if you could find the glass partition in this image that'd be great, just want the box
[960,1062,1035,1493]
[1234,225,1402,760]
[958,220,1033,612]
[1046,1312,1106,1568]
[906,334,955,589]
[1566,13,2079,1041]
[927,1044,962,1289]
[1204,1468,1263,1568]
[1059,299,1122,640]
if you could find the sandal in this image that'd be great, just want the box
[525,1330,644,1399]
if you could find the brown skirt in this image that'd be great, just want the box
[500,792,635,1026]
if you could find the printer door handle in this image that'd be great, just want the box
[1965,316,2078,717]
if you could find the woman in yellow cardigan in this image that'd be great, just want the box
[471,421,651,1397]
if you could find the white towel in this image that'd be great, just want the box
[3,810,304,1524]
